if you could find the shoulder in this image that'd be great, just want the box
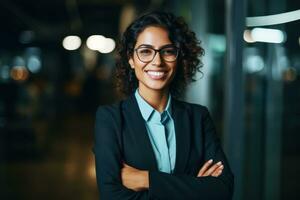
[96,101,121,116]
[95,100,125,125]
[96,94,136,115]
[94,101,125,140]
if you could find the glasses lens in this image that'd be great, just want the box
[160,47,178,62]
[136,48,155,62]
[135,46,179,62]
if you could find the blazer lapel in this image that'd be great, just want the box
[122,94,158,171]
[172,99,191,173]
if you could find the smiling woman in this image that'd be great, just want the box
[128,26,178,105]
[115,11,204,99]
[93,11,234,200]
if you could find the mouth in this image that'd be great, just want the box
[145,70,167,80]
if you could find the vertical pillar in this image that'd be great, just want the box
[223,0,247,199]
[264,44,283,200]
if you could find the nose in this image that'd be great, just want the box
[151,52,162,66]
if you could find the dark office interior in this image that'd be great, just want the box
[0,0,299,199]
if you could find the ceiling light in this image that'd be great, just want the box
[244,28,286,43]
[86,35,106,51]
[62,35,81,50]
[98,38,116,54]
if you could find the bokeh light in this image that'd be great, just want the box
[86,35,116,53]
[27,55,41,73]
[98,38,116,54]
[62,35,82,50]
[10,66,29,81]
[86,35,106,51]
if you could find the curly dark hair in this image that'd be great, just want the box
[115,11,204,98]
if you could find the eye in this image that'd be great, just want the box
[161,48,177,56]
[138,48,153,55]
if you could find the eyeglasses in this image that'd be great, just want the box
[134,45,179,63]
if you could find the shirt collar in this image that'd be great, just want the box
[135,89,172,122]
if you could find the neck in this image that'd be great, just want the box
[138,87,169,113]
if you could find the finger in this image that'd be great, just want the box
[197,159,213,176]
[203,161,223,176]
[211,165,224,177]
[211,169,223,177]
[204,162,222,176]
[212,164,224,174]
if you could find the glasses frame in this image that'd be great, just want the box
[134,45,179,63]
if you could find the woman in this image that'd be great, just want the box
[94,11,234,200]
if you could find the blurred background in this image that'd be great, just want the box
[0,0,299,199]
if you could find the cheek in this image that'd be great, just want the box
[133,59,148,71]
[169,64,178,81]
[133,64,147,79]
[170,63,177,73]
[132,55,146,68]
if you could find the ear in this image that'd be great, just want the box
[129,58,135,69]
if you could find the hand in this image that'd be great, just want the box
[121,163,149,191]
[197,159,224,177]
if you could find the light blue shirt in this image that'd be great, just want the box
[135,89,176,173]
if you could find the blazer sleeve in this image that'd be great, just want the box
[94,106,152,200]
[147,106,234,200]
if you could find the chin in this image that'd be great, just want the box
[145,82,170,91]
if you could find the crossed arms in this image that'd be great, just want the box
[94,106,234,200]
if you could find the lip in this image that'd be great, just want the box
[145,70,168,80]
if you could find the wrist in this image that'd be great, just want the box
[140,170,149,189]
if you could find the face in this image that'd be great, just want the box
[129,26,177,95]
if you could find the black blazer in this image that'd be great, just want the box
[94,94,234,200]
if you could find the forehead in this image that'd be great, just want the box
[135,26,172,48]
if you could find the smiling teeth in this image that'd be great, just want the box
[147,71,164,76]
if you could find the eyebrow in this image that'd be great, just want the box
[136,44,175,49]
